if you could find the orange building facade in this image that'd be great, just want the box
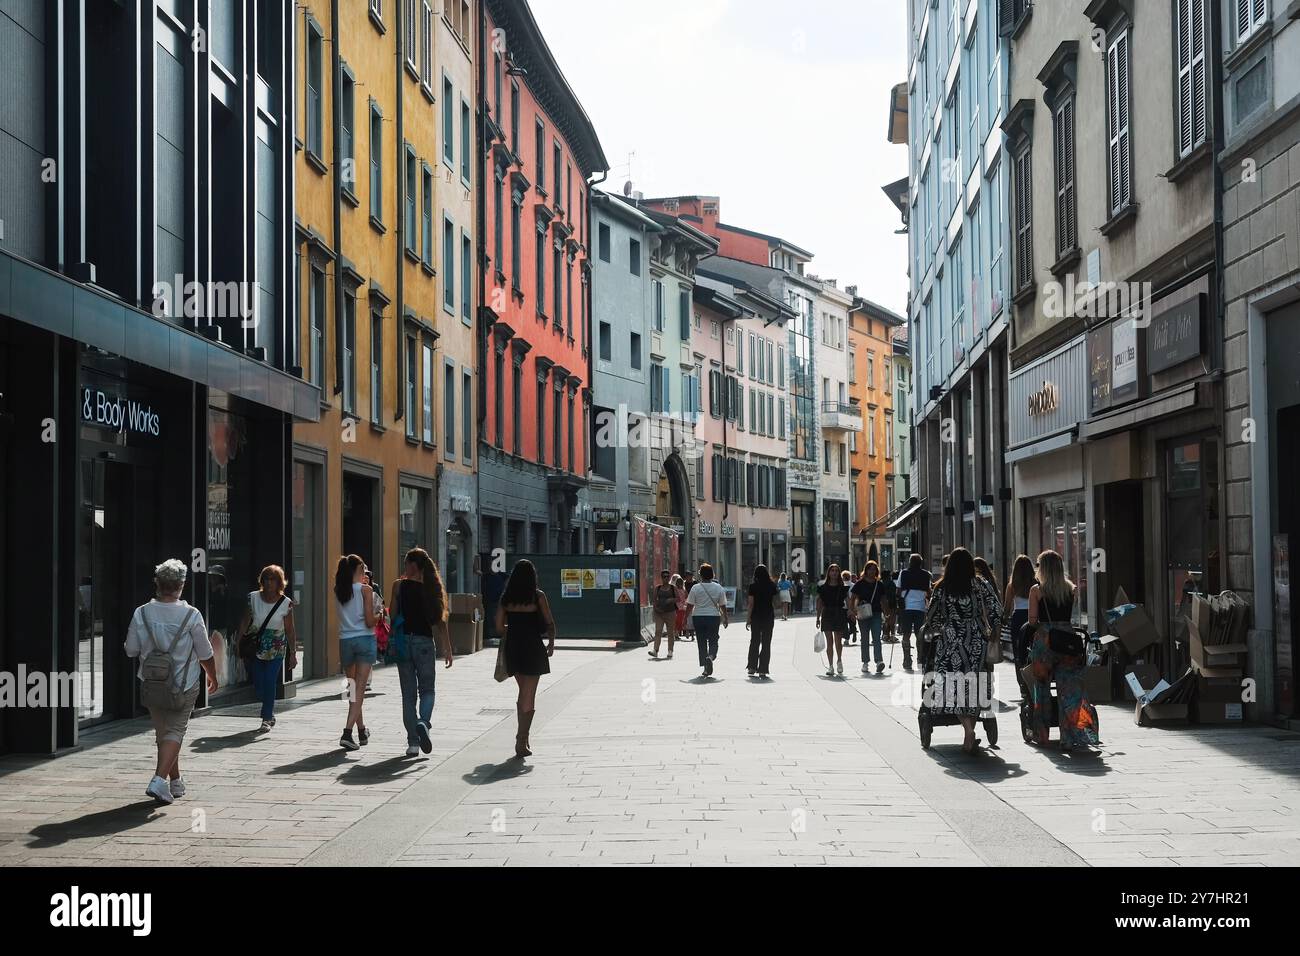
[848,297,904,575]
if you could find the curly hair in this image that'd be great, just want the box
[154,559,188,595]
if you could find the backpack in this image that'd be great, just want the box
[139,606,199,711]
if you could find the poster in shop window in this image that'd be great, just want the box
[1111,318,1139,404]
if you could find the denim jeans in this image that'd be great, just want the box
[397,635,438,745]
[251,656,281,721]
[694,616,721,667]
[859,614,883,665]
[898,609,925,665]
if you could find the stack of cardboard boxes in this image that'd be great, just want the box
[1188,593,1250,724]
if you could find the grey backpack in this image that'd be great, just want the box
[139,607,198,710]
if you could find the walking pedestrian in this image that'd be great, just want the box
[234,565,296,732]
[1024,550,1099,752]
[895,553,932,672]
[680,570,697,640]
[849,561,890,675]
[1004,554,1035,689]
[843,569,859,644]
[794,574,805,615]
[671,574,688,642]
[685,563,729,678]
[390,548,455,757]
[494,559,556,759]
[919,548,1003,754]
[777,571,793,621]
[124,559,218,804]
[745,564,779,678]
[816,564,850,676]
[650,569,679,659]
[334,554,378,751]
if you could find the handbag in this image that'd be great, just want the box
[1043,597,1084,656]
[494,627,510,682]
[384,584,410,665]
[240,594,286,659]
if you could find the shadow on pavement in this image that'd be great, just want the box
[339,756,426,784]
[461,760,535,785]
[267,750,353,775]
[187,728,266,752]
[27,801,162,848]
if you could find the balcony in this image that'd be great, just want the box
[821,402,863,433]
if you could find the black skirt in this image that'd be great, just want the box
[504,609,550,676]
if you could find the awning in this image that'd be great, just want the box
[1080,382,1205,441]
[1004,428,1077,465]
[887,497,927,532]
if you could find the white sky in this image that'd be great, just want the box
[528,0,910,315]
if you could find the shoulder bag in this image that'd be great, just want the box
[240,594,286,659]
[1043,596,1084,657]
[385,584,410,665]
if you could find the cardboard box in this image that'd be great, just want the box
[1194,701,1244,724]
[1197,676,1245,703]
[1085,665,1113,703]
[1135,701,1190,726]
[1107,588,1161,655]
[1188,627,1247,671]
[1124,663,1160,702]
[1187,593,1215,648]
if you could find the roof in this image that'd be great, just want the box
[715,220,814,260]
[640,207,720,255]
[594,190,663,232]
[851,297,906,327]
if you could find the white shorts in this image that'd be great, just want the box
[780,592,792,603]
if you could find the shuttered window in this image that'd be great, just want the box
[1235,0,1268,44]
[1013,146,1033,292]
[1053,95,1077,259]
[1176,0,1208,158]
[1106,28,1132,217]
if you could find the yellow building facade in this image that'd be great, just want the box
[848,296,903,574]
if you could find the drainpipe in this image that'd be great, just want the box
[1209,0,1230,611]
[395,0,406,441]
[331,0,343,398]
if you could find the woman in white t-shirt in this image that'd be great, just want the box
[234,565,297,732]
[685,563,729,679]
[124,559,218,805]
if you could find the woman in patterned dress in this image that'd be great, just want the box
[1025,550,1099,752]
[920,548,1003,754]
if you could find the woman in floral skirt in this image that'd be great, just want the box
[1025,549,1099,752]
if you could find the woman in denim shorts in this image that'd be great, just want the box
[334,554,378,751]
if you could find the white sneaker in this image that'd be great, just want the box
[826,666,835,677]
[169,777,186,798]
[837,661,844,675]
[405,745,420,757]
[146,775,174,805]
[259,719,273,732]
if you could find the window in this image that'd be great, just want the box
[370,309,383,425]
[442,75,454,166]
[493,167,505,274]
[630,332,642,369]
[553,245,563,325]
[599,321,612,361]
[567,390,575,472]
[848,349,856,384]
[886,415,894,460]
[777,346,785,387]
[306,20,323,156]
[342,290,357,414]
[463,371,472,460]
[679,289,690,340]
[1234,0,1268,44]
[553,141,562,203]
[493,347,505,447]
[444,361,456,454]
[511,358,522,454]
[1175,0,1208,158]
[511,188,522,290]
[420,1,432,89]
[778,397,786,440]
[405,335,417,438]
[1054,95,1077,257]
[340,70,355,193]
[536,229,546,315]
[653,280,664,332]
[369,105,383,222]
[536,377,547,463]
[405,147,417,255]
[598,223,611,262]
[1105,28,1133,217]
[423,164,434,267]
[422,342,433,444]
[462,233,471,322]
[404,0,416,70]
[650,364,670,413]
[510,81,520,153]
[535,120,545,187]
[629,238,640,275]
[443,217,455,311]
[309,265,325,387]
[824,440,831,474]
[866,353,875,389]
[553,382,562,468]
[461,100,471,183]
[493,52,502,120]
[1013,146,1033,291]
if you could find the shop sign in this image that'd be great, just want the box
[80,386,161,437]
[1088,324,1113,414]
[1111,318,1140,404]
[1026,381,1059,417]
[594,509,622,529]
[697,520,716,536]
[1147,293,1204,374]
[451,495,473,513]
[1008,335,1088,447]
[720,523,736,538]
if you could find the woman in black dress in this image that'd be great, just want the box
[816,564,850,677]
[493,559,556,759]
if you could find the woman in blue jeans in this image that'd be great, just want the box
[389,548,454,757]
[236,565,297,733]
[685,563,729,679]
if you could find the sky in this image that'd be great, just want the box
[528,0,911,315]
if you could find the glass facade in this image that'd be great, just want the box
[789,292,816,461]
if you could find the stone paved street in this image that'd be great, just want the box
[2,616,1299,867]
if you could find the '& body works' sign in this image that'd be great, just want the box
[81,387,161,437]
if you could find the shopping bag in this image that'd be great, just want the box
[813,630,827,654]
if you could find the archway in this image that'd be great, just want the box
[655,452,694,573]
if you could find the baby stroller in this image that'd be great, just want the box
[917,632,999,750]
[1018,625,1090,745]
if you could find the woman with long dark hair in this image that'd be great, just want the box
[745,564,778,678]
[334,554,377,751]
[920,548,1003,754]
[494,559,555,758]
[1004,555,1036,680]
[390,548,455,757]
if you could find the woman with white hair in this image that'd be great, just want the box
[124,558,218,804]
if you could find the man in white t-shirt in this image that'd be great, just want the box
[684,564,729,679]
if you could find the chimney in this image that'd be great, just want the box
[846,284,858,297]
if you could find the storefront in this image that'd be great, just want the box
[822,498,850,573]
[1082,275,1222,676]
[1007,334,1090,628]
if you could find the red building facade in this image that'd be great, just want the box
[476,0,608,556]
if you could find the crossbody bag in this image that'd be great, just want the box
[239,594,287,659]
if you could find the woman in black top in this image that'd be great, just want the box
[494,559,556,759]
[389,549,454,757]
[745,565,779,679]
[816,564,850,677]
